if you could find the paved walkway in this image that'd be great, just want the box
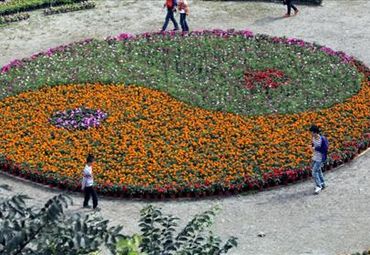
[1,1,370,254]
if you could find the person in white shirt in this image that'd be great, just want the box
[178,0,189,32]
[81,154,99,210]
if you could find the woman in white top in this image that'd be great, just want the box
[178,0,189,32]
[82,154,99,210]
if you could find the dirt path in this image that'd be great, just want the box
[1,0,370,254]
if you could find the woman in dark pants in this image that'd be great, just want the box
[284,0,299,17]
[178,0,189,32]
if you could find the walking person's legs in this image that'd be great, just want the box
[312,161,323,193]
[286,0,292,15]
[180,13,184,31]
[169,10,179,30]
[183,15,189,32]
[286,0,298,16]
[83,186,92,207]
[291,2,298,14]
[318,162,326,188]
[91,188,98,209]
[180,13,186,31]
[162,9,171,31]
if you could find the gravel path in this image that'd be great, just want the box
[1,0,370,254]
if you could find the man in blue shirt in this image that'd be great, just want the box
[309,125,328,194]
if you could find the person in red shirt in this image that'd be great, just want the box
[161,0,179,32]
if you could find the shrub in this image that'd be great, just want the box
[138,205,237,254]
[0,191,122,255]
[0,190,238,254]
[0,12,29,24]
[0,0,86,16]
[43,1,96,16]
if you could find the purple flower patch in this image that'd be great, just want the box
[50,107,108,130]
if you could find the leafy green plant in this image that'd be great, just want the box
[43,1,95,16]
[0,192,237,254]
[0,193,122,255]
[115,235,145,255]
[0,0,86,16]
[138,205,237,255]
[0,12,29,24]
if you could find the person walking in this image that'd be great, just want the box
[178,0,189,32]
[283,0,299,17]
[161,0,179,32]
[81,154,99,210]
[309,125,328,194]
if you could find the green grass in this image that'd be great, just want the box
[0,31,361,116]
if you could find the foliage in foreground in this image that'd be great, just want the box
[0,189,237,254]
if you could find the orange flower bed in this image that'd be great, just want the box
[0,76,369,196]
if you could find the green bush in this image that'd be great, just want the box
[0,192,122,254]
[0,0,86,16]
[43,1,95,15]
[0,188,237,254]
[0,12,29,24]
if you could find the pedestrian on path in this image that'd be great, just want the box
[161,0,179,32]
[178,0,190,32]
[81,154,99,210]
[283,0,299,17]
[309,125,328,194]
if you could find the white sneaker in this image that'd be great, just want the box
[314,187,322,194]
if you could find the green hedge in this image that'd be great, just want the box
[0,0,86,16]
[0,12,29,24]
[202,0,322,6]
[43,0,95,15]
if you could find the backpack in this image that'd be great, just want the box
[318,135,329,162]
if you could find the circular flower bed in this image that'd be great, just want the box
[50,107,108,130]
[0,29,369,198]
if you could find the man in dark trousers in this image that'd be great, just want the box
[161,0,179,32]
[283,0,299,17]
[81,154,100,210]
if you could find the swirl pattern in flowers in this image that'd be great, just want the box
[0,30,369,198]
